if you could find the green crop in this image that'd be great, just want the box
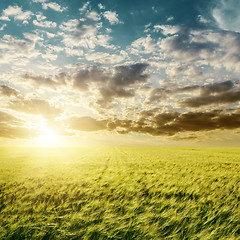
[0,147,240,239]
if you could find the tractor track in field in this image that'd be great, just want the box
[97,156,111,181]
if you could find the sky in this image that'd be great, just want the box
[0,0,240,147]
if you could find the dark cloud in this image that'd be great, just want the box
[0,85,20,97]
[22,72,68,90]
[19,63,149,111]
[111,63,149,87]
[146,80,240,107]
[181,81,240,107]
[146,88,169,104]
[161,26,216,61]
[64,108,240,136]
[181,91,240,108]
[201,80,234,95]
[73,66,107,91]
[73,63,149,108]
[73,63,149,90]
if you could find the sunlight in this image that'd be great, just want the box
[36,128,62,147]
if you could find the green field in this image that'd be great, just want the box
[0,147,240,239]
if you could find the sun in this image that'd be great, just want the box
[36,128,62,147]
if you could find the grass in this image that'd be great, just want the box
[0,147,240,239]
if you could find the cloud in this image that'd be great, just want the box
[205,31,240,71]
[62,108,240,136]
[42,2,67,12]
[79,2,90,13]
[167,16,174,22]
[20,64,148,109]
[0,24,6,31]
[112,63,149,87]
[60,14,103,48]
[103,11,122,25]
[85,51,127,64]
[153,25,180,35]
[32,0,46,2]
[0,35,36,55]
[145,88,169,104]
[152,25,240,71]
[59,19,79,31]
[197,15,210,24]
[65,48,84,57]
[98,3,105,10]
[145,80,240,108]
[159,26,215,62]
[180,81,240,108]
[33,19,57,28]
[212,0,240,32]
[71,63,149,108]
[72,63,148,88]
[74,16,100,38]
[0,5,32,23]
[0,85,20,98]
[72,66,107,91]
[21,72,68,89]
[0,111,36,139]
[129,35,155,54]
[8,98,62,119]
[86,10,101,21]
[181,91,240,108]
[65,116,107,131]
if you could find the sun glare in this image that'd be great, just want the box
[36,128,61,147]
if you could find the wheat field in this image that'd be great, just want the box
[0,147,240,239]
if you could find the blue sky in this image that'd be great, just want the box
[0,0,240,146]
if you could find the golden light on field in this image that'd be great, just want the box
[36,128,62,147]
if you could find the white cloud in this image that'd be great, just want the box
[167,16,174,22]
[0,24,7,31]
[59,19,79,31]
[23,33,43,43]
[129,35,155,55]
[0,35,40,64]
[36,13,46,21]
[65,48,84,57]
[0,35,35,53]
[212,0,240,32]
[33,19,57,28]
[0,5,32,23]
[79,2,90,13]
[106,28,112,33]
[42,2,67,12]
[46,32,56,38]
[103,11,122,25]
[32,0,46,2]
[197,15,210,24]
[98,3,105,10]
[152,6,158,13]
[154,25,180,35]
[85,51,127,64]
[41,49,58,60]
[86,11,101,21]
[94,35,116,49]
[62,33,113,49]
[60,15,105,49]
[144,23,151,33]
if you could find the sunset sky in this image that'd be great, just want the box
[0,0,240,147]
